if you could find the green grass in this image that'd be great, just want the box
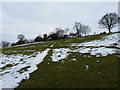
[51,33,110,48]
[2,41,53,55]
[1,33,119,88]
[2,64,13,70]
[17,54,118,88]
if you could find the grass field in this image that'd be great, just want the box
[1,33,119,88]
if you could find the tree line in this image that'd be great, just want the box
[1,12,120,48]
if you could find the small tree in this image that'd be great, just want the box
[1,41,10,48]
[17,34,25,41]
[48,32,58,40]
[64,28,69,35]
[23,39,29,44]
[82,25,91,36]
[16,34,28,45]
[55,27,64,38]
[73,22,84,37]
[34,35,43,42]
[11,42,16,46]
[69,31,77,37]
[43,34,47,39]
[98,13,119,33]
[29,39,34,43]
[73,22,91,36]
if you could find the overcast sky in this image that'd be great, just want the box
[1,2,118,42]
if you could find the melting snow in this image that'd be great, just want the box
[85,65,89,70]
[51,48,71,62]
[73,47,118,57]
[98,72,101,74]
[50,44,54,47]
[72,58,76,61]
[0,48,50,89]
[0,33,119,89]
[96,60,100,63]
[71,33,119,48]
[51,33,119,62]
[51,47,118,62]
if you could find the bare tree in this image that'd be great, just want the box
[73,22,84,36]
[82,25,91,36]
[64,28,69,35]
[98,13,119,33]
[43,34,48,41]
[17,34,25,41]
[55,27,64,37]
[1,41,10,48]
[43,34,47,39]
[34,35,43,42]
[23,39,29,44]
[48,32,58,40]
[29,39,34,43]
[73,22,91,36]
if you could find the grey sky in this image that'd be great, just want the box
[1,2,118,42]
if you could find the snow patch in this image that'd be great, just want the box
[0,48,50,89]
[51,48,71,62]
[96,60,100,63]
[73,47,117,57]
[98,72,101,75]
[85,65,89,70]
[50,44,54,47]
[72,58,76,61]
[71,33,119,48]
[51,47,118,62]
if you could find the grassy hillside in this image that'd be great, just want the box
[1,33,119,88]
[2,33,109,55]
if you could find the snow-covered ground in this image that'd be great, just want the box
[73,47,118,57]
[0,33,119,89]
[0,48,50,89]
[51,33,119,61]
[51,48,71,62]
[51,47,118,61]
[70,33,120,48]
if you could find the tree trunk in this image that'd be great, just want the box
[108,27,111,33]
